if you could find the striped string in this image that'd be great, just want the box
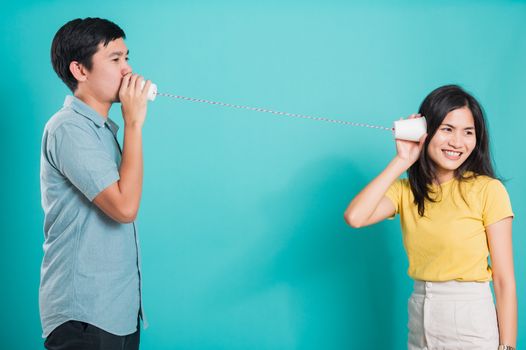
[155,92,393,132]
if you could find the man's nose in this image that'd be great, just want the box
[122,62,132,76]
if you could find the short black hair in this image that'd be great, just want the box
[51,18,126,92]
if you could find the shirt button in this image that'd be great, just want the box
[426,282,432,288]
[427,293,433,299]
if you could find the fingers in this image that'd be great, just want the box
[120,73,151,100]
[418,133,428,148]
[119,72,132,95]
[141,80,152,98]
[133,75,144,93]
[401,113,421,121]
[129,74,151,98]
[129,74,140,94]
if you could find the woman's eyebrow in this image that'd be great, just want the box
[441,123,475,130]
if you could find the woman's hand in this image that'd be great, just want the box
[395,114,427,167]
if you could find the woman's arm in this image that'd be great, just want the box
[487,217,517,348]
[344,156,408,228]
[344,115,426,228]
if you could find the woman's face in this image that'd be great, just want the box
[427,106,477,183]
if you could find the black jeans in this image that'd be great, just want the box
[44,320,140,350]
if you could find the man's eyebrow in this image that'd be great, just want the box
[108,49,130,57]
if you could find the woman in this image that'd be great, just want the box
[344,85,517,349]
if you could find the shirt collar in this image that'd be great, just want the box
[64,95,119,133]
[105,117,120,135]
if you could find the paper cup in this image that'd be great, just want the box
[140,81,157,101]
[393,117,427,141]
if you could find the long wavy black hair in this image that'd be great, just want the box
[408,85,495,216]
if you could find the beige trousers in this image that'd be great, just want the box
[407,280,499,350]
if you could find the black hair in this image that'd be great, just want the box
[51,18,125,92]
[408,85,495,216]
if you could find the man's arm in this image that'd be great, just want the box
[93,74,151,223]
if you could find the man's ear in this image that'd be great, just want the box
[69,61,88,83]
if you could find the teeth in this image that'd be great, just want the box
[444,150,461,157]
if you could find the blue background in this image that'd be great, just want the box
[1,0,525,348]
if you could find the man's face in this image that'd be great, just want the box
[83,37,132,103]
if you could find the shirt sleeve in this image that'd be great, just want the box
[482,179,514,227]
[385,179,402,216]
[48,122,120,201]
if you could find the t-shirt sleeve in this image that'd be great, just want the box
[385,179,402,216]
[482,179,514,227]
[48,123,120,201]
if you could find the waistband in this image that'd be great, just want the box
[412,280,492,301]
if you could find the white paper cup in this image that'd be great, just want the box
[140,81,157,101]
[393,117,427,141]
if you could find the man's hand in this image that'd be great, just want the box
[119,73,151,128]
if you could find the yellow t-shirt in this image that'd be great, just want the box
[385,174,513,282]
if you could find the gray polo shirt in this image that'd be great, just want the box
[39,95,145,337]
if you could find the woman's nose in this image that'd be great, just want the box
[448,132,462,148]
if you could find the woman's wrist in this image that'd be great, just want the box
[392,155,414,173]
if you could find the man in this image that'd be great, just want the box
[40,17,151,349]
